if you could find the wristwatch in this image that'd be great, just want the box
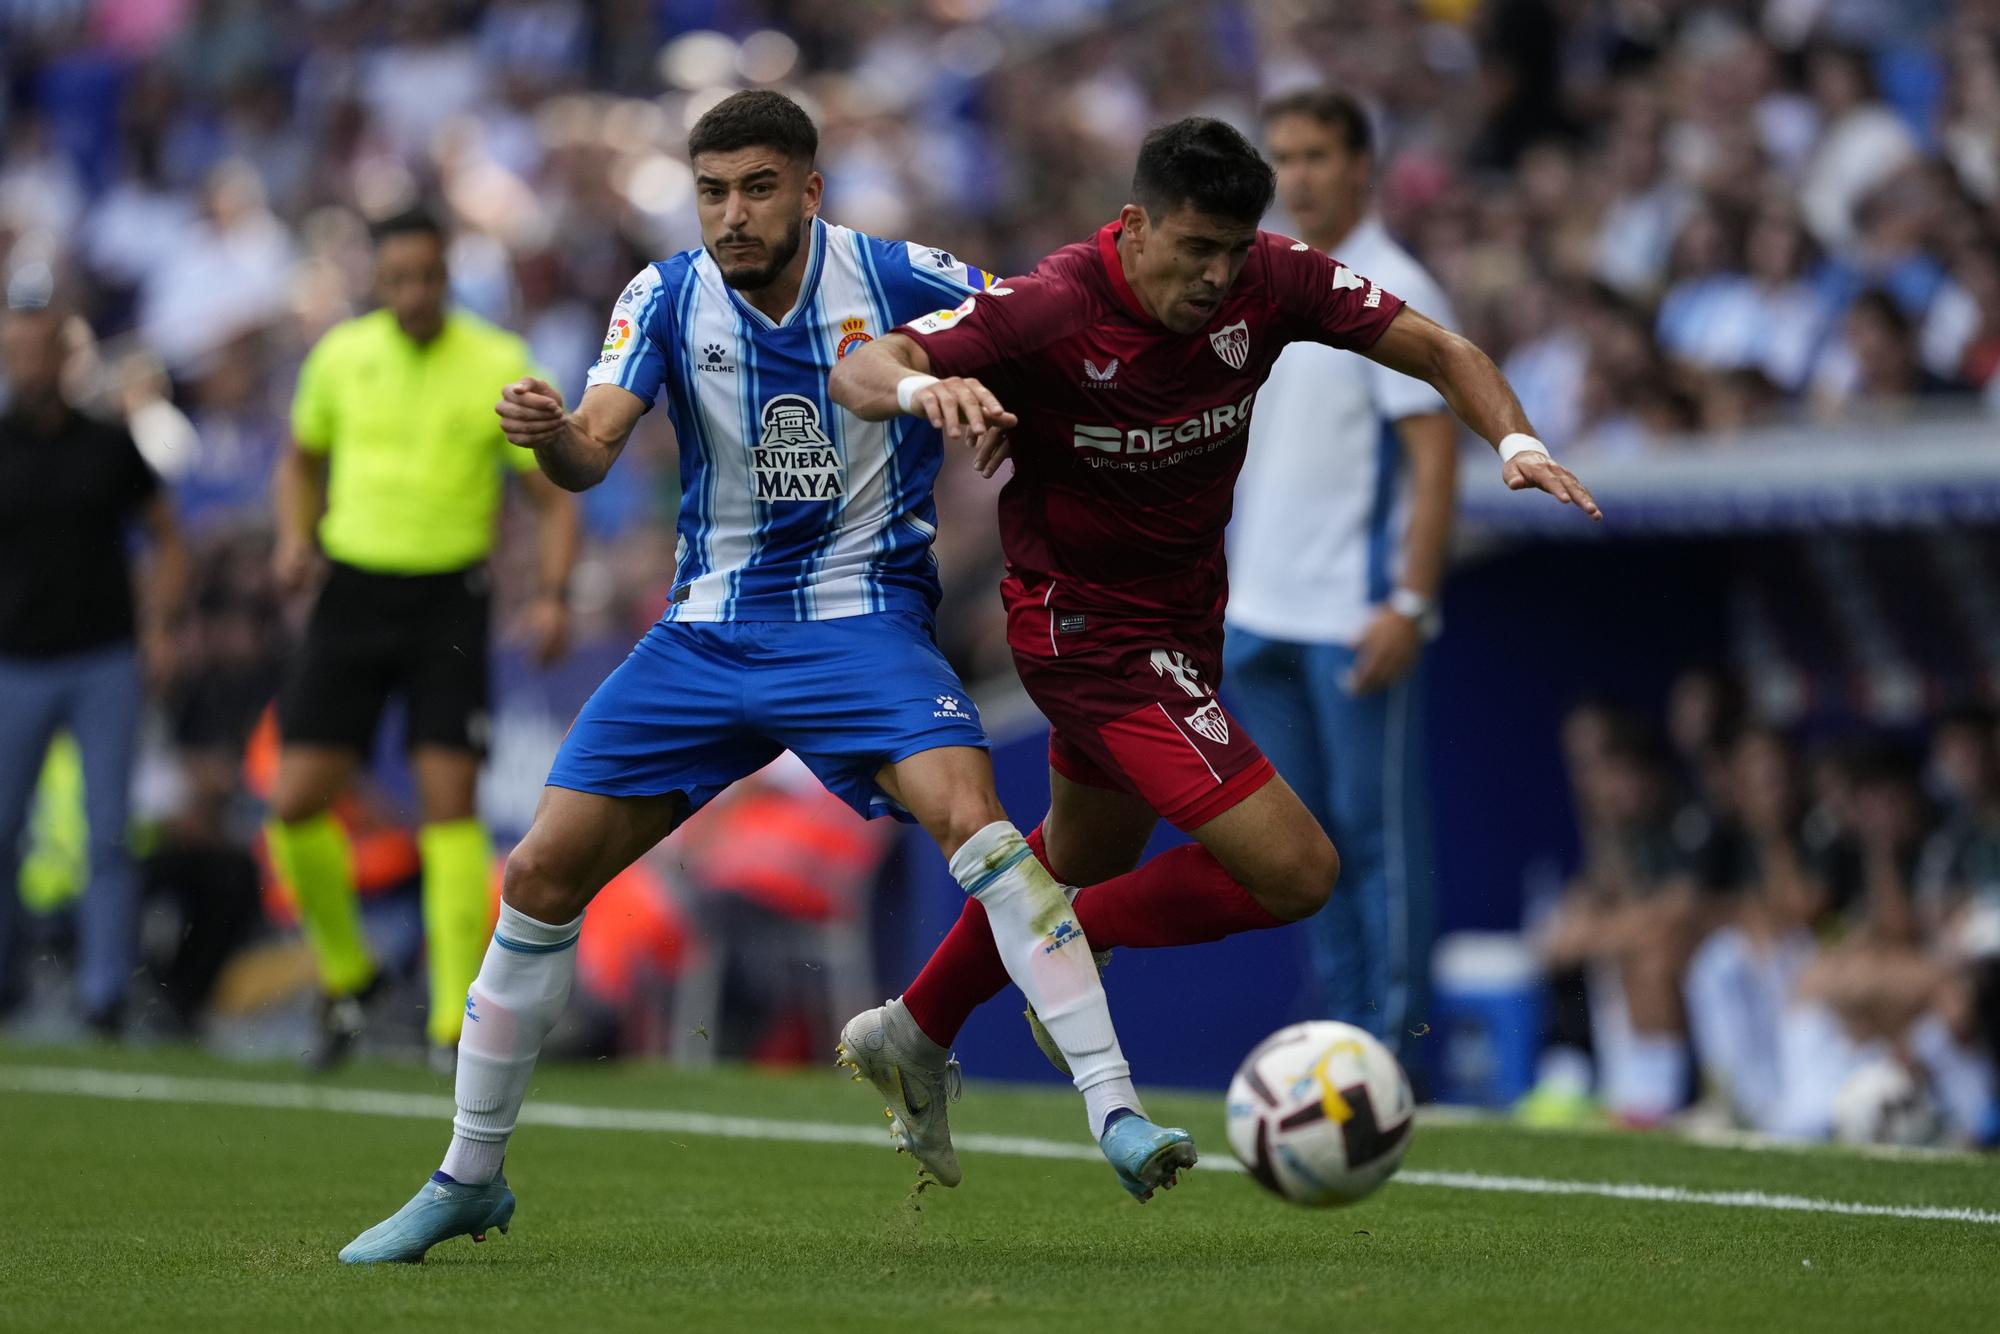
[1387,587,1433,621]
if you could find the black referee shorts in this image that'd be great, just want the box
[278,561,492,757]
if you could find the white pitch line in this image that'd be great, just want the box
[1391,1170,2000,1226]
[4,1064,1996,1226]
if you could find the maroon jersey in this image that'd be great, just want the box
[896,221,1405,629]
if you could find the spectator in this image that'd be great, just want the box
[135,158,296,374]
[1540,693,1999,1145]
[1540,713,1706,1125]
[1811,288,1963,417]
[1940,32,2000,205]
[0,292,187,1032]
[1654,197,1748,370]
[1798,43,1920,249]
[1683,728,1832,1131]
[1916,707,2000,926]
[1592,104,1691,300]
[1924,241,2000,393]
[1662,198,1834,393]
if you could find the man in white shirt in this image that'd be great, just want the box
[1226,89,1458,1067]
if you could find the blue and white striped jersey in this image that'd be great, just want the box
[586,218,998,622]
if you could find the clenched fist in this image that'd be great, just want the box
[497,377,567,449]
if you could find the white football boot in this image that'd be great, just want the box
[837,998,963,1186]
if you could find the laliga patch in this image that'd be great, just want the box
[909,294,979,335]
[597,316,634,365]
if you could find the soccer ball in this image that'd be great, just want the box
[1225,1020,1415,1206]
[1831,1058,1944,1148]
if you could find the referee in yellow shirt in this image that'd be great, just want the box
[268,209,578,1071]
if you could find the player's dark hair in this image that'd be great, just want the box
[1260,88,1373,157]
[1132,117,1275,225]
[688,90,818,166]
[369,207,445,246]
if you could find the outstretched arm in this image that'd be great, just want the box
[829,333,1018,477]
[496,380,648,493]
[1363,307,1602,521]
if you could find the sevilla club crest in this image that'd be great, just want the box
[1209,320,1249,370]
[1185,700,1231,745]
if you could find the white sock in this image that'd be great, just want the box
[949,821,1142,1138]
[439,902,583,1184]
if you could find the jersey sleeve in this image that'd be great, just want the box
[1265,233,1407,355]
[289,332,339,453]
[891,275,1070,381]
[897,240,1000,305]
[585,264,672,408]
[1362,259,1455,421]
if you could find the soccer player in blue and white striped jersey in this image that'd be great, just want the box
[338,92,1194,1265]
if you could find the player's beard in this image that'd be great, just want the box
[710,218,804,292]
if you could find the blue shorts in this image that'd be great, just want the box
[546,612,988,821]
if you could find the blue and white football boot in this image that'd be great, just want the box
[338,1173,516,1264]
[1099,1112,1198,1203]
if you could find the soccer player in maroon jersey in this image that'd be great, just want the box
[828,117,1598,1183]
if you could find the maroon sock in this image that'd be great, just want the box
[900,895,1008,1048]
[901,831,1283,1046]
[1073,843,1287,948]
[1023,823,1054,874]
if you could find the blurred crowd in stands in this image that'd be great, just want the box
[1533,668,2000,1145]
[5,0,1999,675]
[4,0,2000,1131]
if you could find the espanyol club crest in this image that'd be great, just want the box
[1209,320,1250,370]
[1185,700,1231,745]
[835,315,873,359]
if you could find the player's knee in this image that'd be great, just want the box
[935,792,1010,860]
[1261,834,1340,921]
[501,842,589,923]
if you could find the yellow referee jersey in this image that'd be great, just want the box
[291,309,541,575]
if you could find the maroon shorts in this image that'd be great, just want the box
[1002,576,1274,831]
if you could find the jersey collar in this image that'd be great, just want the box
[724,216,828,332]
[1095,221,1156,324]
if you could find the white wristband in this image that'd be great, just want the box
[1498,432,1549,465]
[895,374,940,415]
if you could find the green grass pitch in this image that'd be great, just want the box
[3,1042,1996,1333]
